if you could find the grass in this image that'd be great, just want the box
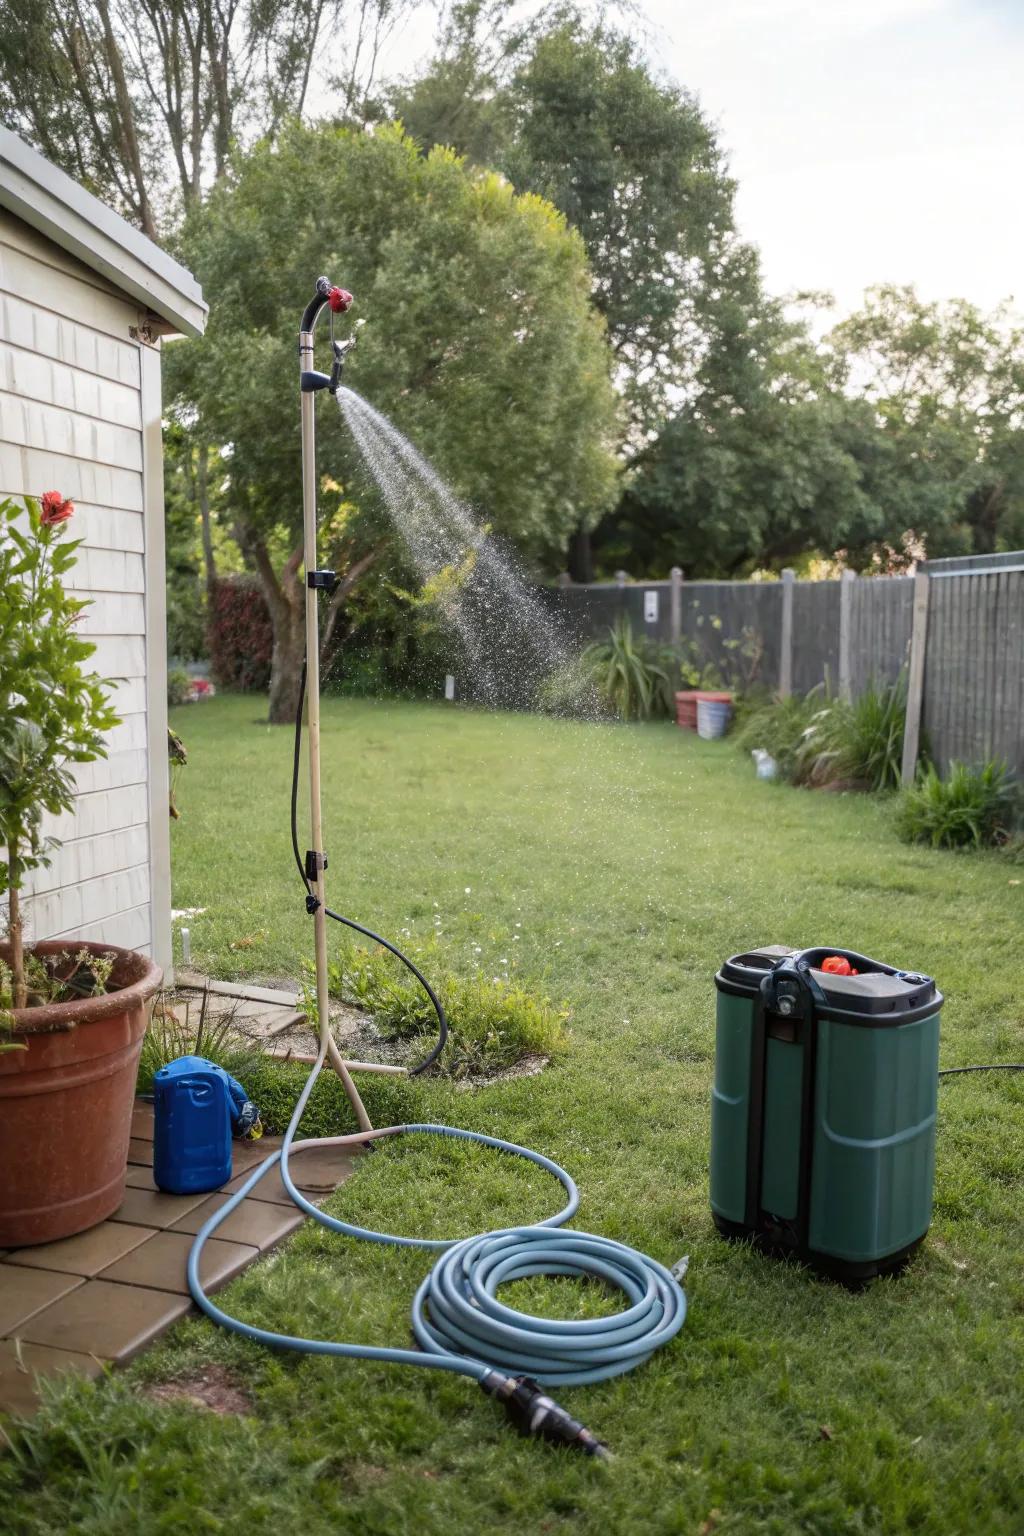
[3,693,1022,1534]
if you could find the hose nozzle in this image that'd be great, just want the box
[480,1373,612,1461]
[329,335,357,395]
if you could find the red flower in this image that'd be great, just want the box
[327,286,353,313]
[39,491,75,526]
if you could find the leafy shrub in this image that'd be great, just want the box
[795,675,909,792]
[733,689,822,782]
[536,659,606,719]
[167,667,192,706]
[678,624,764,693]
[207,576,273,692]
[581,617,673,721]
[166,577,208,665]
[316,939,569,1079]
[896,760,1018,850]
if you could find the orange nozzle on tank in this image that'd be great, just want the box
[821,955,858,976]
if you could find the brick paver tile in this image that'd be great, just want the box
[131,1102,155,1140]
[0,1340,104,1416]
[99,1230,256,1295]
[5,1223,155,1279]
[18,1280,192,1363]
[110,1186,208,1230]
[169,1194,305,1249]
[0,1267,84,1336]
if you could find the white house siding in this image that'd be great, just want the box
[0,208,167,963]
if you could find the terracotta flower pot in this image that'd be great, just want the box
[0,940,162,1247]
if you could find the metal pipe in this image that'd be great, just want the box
[299,291,374,1133]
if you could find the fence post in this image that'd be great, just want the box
[670,566,683,646]
[779,568,795,697]
[838,568,856,701]
[901,566,931,785]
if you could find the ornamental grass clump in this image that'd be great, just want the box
[0,493,119,1010]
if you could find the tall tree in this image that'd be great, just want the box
[825,285,1024,558]
[0,0,416,600]
[167,120,619,722]
[603,279,880,577]
[0,0,413,234]
[394,6,747,576]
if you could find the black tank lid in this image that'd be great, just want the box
[716,945,942,1021]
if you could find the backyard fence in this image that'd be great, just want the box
[543,552,1024,778]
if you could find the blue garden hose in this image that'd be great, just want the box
[187,1038,687,1456]
[186,657,687,1458]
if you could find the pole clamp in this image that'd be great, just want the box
[307,570,339,593]
[305,849,327,882]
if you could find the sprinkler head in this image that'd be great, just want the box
[328,286,353,313]
[329,335,357,395]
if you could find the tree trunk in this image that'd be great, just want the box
[567,521,594,583]
[8,850,26,1010]
[267,599,307,725]
[197,442,217,597]
[244,530,306,725]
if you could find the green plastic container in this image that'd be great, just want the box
[711,946,942,1282]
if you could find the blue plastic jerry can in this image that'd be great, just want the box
[153,1055,234,1194]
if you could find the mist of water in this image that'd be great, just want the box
[336,386,586,712]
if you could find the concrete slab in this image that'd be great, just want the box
[131,1101,155,1140]
[0,1266,84,1336]
[169,1194,305,1250]
[98,1230,256,1295]
[0,1340,104,1417]
[175,974,300,1007]
[284,1144,359,1192]
[223,1161,319,1206]
[18,1280,192,1363]
[110,1186,209,1230]
[5,1222,155,1278]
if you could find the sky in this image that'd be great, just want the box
[381,0,1024,320]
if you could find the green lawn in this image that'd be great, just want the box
[4,694,1022,1534]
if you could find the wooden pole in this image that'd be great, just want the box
[838,568,856,701]
[779,569,795,698]
[300,320,373,1133]
[670,566,683,646]
[901,566,931,785]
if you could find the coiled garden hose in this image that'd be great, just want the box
[186,665,687,1458]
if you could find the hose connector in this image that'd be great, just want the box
[479,1372,612,1460]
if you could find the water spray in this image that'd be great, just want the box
[186,277,687,1460]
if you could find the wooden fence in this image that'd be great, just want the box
[543,552,1024,777]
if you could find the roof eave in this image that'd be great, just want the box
[0,128,207,338]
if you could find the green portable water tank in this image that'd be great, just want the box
[711,946,942,1283]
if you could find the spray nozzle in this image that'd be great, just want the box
[329,335,357,395]
[479,1373,612,1461]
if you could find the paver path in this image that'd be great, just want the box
[0,1099,356,1417]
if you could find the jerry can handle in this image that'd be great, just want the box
[760,955,828,1020]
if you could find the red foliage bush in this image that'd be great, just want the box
[207,577,273,692]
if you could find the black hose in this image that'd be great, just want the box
[939,1064,1024,1077]
[291,660,448,1076]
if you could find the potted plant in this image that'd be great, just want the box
[0,492,162,1246]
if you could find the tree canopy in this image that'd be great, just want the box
[605,283,1024,578]
[167,120,619,717]
[0,0,411,234]
[396,6,745,431]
